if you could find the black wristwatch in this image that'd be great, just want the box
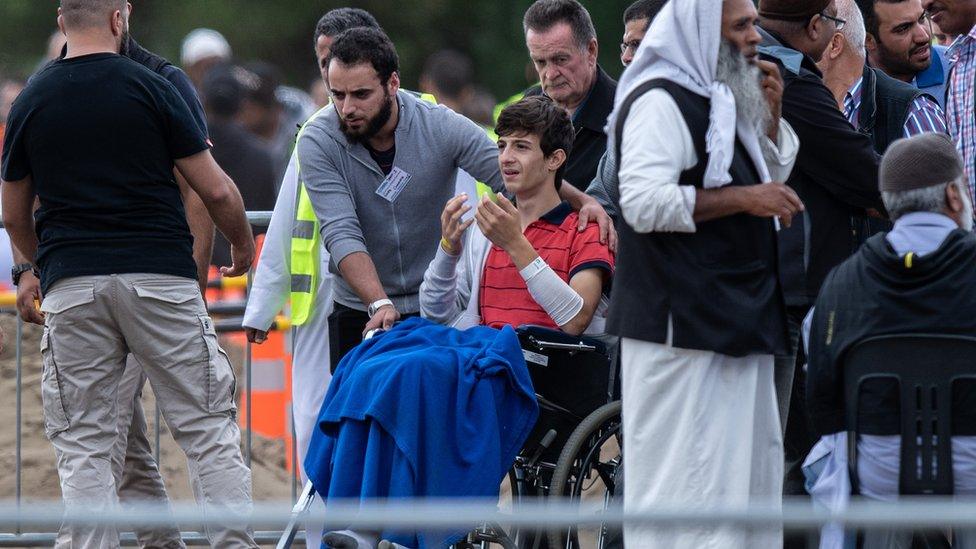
[11,263,38,286]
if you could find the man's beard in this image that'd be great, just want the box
[879,39,931,76]
[339,90,393,144]
[715,40,773,155]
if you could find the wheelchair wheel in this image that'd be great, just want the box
[547,400,622,549]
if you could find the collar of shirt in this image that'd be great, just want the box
[531,201,573,227]
[948,24,976,63]
[758,28,824,77]
[914,45,947,88]
[572,66,616,133]
[885,211,960,256]
[844,76,864,123]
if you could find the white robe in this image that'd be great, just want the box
[242,151,334,545]
[617,78,798,549]
[621,338,782,548]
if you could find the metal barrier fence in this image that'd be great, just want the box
[5,498,976,546]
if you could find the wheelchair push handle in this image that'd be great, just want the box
[531,340,597,353]
[516,324,605,355]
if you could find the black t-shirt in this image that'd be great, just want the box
[365,143,395,175]
[54,37,210,141]
[127,38,210,141]
[1,52,209,293]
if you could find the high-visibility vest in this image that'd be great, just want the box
[492,88,533,126]
[289,106,331,325]
[288,92,494,324]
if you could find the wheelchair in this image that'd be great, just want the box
[277,325,622,549]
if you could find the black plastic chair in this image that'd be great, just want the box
[843,334,976,547]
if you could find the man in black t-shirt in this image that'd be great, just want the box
[0,1,257,546]
[25,24,224,549]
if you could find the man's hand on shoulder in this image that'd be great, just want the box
[577,195,617,252]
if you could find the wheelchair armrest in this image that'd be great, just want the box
[516,324,607,356]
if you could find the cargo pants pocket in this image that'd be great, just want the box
[199,315,237,414]
[39,329,70,438]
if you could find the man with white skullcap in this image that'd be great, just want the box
[606,0,802,546]
[181,28,231,90]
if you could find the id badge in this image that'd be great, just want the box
[375,167,412,202]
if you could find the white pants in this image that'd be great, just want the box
[621,338,783,548]
[291,283,334,547]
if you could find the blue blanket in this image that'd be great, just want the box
[304,317,539,548]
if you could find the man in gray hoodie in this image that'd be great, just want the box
[298,27,611,366]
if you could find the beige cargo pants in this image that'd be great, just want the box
[40,273,257,548]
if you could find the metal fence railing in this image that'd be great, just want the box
[3,498,976,547]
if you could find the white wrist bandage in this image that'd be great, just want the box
[519,257,584,327]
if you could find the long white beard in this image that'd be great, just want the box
[716,40,774,157]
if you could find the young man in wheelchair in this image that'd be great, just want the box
[309,96,613,549]
[420,95,613,334]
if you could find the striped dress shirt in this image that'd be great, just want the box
[947,26,976,200]
[843,76,949,139]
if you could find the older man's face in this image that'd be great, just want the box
[527,22,598,110]
[923,0,976,36]
[721,0,763,64]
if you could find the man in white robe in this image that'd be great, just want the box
[606,0,802,546]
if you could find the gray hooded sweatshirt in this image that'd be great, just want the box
[296,90,504,314]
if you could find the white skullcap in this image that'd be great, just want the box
[181,28,232,67]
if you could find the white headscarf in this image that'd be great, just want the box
[605,0,772,188]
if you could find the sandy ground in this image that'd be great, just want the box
[0,312,298,545]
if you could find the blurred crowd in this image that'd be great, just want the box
[0,26,506,272]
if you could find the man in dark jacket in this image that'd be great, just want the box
[757,0,886,526]
[818,0,947,247]
[522,0,616,193]
[804,132,976,548]
[818,0,947,152]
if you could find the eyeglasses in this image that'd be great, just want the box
[820,11,846,30]
[620,40,641,54]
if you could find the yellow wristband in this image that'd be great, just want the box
[440,237,456,255]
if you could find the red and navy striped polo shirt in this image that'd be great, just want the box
[479,201,614,330]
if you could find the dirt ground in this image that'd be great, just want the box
[0,312,297,544]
